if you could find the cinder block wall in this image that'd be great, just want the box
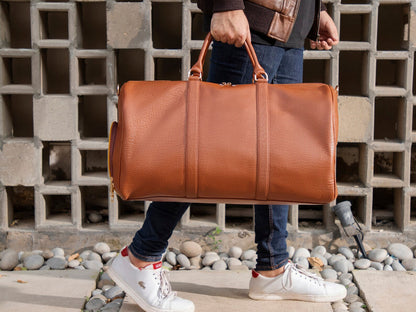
[1,0,416,244]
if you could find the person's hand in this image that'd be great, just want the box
[210,10,251,48]
[310,10,339,50]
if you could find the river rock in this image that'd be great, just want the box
[368,248,388,262]
[85,295,107,311]
[79,250,92,260]
[350,302,366,310]
[24,255,45,270]
[384,256,394,265]
[104,285,124,300]
[41,249,53,260]
[98,279,115,289]
[328,254,347,266]
[212,260,227,270]
[219,253,229,261]
[345,294,362,304]
[333,259,349,274]
[242,260,256,270]
[0,250,19,270]
[370,261,383,270]
[87,252,102,262]
[227,257,242,267]
[163,261,173,270]
[321,268,337,280]
[83,260,103,270]
[202,253,220,266]
[338,247,354,260]
[293,248,310,259]
[101,299,123,311]
[402,258,416,271]
[293,256,309,269]
[94,242,111,255]
[287,246,295,259]
[52,248,65,258]
[354,258,371,269]
[189,255,202,269]
[347,284,359,296]
[387,243,413,260]
[177,254,191,269]
[92,289,103,297]
[391,260,406,271]
[102,252,117,263]
[165,251,177,266]
[228,246,242,259]
[349,308,365,312]
[88,212,103,223]
[180,241,202,258]
[40,265,50,270]
[384,264,393,271]
[241,250,256,261]
[312,246,326,256]
[46,257,67,270]
[68,260,80,268]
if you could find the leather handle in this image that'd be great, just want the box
[189,33,268,82]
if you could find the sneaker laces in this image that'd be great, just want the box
[157,269,177,303]
[282,261,324,290]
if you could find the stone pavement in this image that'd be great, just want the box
[120,270,333,312]
[0,270,99,312]
[353,270,416,312]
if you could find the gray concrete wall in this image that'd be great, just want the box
[1,0,416,249]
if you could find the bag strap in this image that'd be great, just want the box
[188,33,268,82]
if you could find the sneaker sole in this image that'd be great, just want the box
[107,265,195,312]
[248,292,346,303]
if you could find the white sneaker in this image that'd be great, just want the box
[249,261,347,302]
[107,247,195,312]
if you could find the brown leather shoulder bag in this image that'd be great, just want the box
[109,33,338,204]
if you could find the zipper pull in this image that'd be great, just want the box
[110,177,115,202]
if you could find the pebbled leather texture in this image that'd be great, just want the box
[109,34,338,205]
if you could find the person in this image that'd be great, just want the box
[107,1,345,311]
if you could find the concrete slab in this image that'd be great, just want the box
[0,270,99,312]
[120,271,333,312]
[353,270,416,312]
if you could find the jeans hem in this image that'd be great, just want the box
[255,257,288,271]
[128,245,162,262]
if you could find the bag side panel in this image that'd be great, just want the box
[267,83,337,203]
[117,81,188,199]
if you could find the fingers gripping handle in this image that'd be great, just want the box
[188,33,268,82]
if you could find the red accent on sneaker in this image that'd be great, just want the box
[121,247,128,257]
[153,261,162,270]
[252,270,259,278]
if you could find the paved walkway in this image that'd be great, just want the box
[0,270,99,312]
[1,268,415,312]
[353,270,416,312]
[120,270,333,312]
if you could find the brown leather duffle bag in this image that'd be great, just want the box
[109,33,338,205]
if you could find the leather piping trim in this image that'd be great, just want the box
[185,78,200,198]
[255,81,270,200]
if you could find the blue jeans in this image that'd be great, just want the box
[129,41,304,271]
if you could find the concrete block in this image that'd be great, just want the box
[0,270,99,312]
[410,9,416,47]
[338,96,372,143]
[33,96,76,140]
[107,3,151,49]
[0,139,39,186]
[0,96,13,138]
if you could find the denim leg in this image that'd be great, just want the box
[254,204,289,270]
[129,202,190,262]
[272,48,304,84]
